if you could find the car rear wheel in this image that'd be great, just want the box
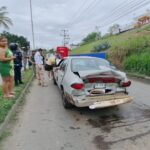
[62,92,73,109]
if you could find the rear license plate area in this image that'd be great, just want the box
[94,83,105,89]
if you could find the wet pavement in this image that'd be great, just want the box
[0,77,150,150]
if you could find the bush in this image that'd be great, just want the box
[92,42,110,52]
[123,53,150,76]
[108,36,150,68]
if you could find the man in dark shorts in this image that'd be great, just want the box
[9,43,23,86]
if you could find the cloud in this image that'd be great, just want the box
[1,0,150,49]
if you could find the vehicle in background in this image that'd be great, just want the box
[71,52,106,59]
[53,56,133,109]
[56,46,68,59]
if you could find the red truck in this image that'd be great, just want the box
[56,46,69,59]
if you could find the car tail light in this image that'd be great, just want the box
[71,83,84,90]
[87,77,116,83]
[121,81,131,87]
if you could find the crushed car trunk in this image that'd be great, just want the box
[77,69,128,95]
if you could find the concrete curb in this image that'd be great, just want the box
[127,73,150,82]
[0,74,34,137]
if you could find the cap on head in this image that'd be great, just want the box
[38,48,43,51]
[9,43,18,51]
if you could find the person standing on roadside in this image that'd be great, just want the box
[28,50,36,77]
[22,49,28,70]
[9,43,23,86]
[34,48,47,86]
[0,36,15,98]
[45,53,56,80]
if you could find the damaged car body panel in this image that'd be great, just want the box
[53,56,133,109]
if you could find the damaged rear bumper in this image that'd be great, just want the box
[74,93,133,109]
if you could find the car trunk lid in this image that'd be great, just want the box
[77,68,126,95]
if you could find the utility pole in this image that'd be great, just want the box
[29,0,35,49]
[60,29,70,46]
[95,26,101,40]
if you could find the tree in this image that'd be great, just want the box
[0,6,13,29]
[1,31,30,50]
[95,31,101,40]
[82,32,97,44]
[108,24,120,35]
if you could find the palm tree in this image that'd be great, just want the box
[0,6,13,29]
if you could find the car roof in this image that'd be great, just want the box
[65,56,107,61]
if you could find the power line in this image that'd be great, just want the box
[100,0,150,28]
[68,0,91,28]
[68,0,100,28]
[80,0,141,26]
[103,0,135,18]
[100,0,143,25]
[69,0,131,29]
[72,0,101,25]
[69,0,150,43]
[68,0,87,26]
[68,0,101,44]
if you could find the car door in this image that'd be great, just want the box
[57,59,68,88]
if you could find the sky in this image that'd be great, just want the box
[0,0,150,49]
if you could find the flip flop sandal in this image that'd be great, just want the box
[10,92,15,95]
[3,95,14,99]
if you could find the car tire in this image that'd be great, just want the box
[62,92,73,109]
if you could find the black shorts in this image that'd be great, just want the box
[44,64,53,71]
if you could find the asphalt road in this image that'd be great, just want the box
[0,77,150,150]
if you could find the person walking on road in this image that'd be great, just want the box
[0,36,15,98]
[34,48,47,87]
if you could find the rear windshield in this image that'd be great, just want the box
[71,58,110,72]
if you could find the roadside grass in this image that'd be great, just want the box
[108,35,150,68]
[123,52,150,76]
[0,70,33,124]
[70,26,150,55]
[70,29,140,54]
[70,24,150,76]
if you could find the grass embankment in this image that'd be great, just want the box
[0,70,33,124]
[70,24,150,76]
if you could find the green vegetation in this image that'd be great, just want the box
[1,31,30,49]
[0,6,12,29]
[70,24,150,76]
[123,52,150,76]
[108,24,120,35]
[108,35,150,68]
[0,70,33,124]
[92,42,110,52]
[82,32,97,45]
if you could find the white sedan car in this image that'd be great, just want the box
[53,56,133,109]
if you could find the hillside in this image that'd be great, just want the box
[70,25,150,76]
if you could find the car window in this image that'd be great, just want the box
[57,59,64,66]
[71,58,110,72]
[59,59,68,72]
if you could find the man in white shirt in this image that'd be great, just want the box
[34,49,46,86]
